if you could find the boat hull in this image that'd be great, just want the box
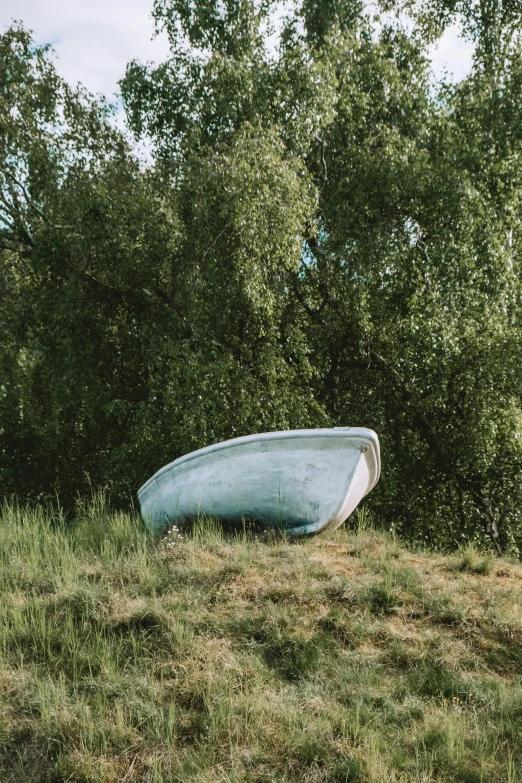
[138,428,380,535]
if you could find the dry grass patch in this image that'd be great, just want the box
[1,502,521,781]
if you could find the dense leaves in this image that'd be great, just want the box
[2,2,522,552]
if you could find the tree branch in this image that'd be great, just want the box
[291,280,328,322]
[4,167,73,231]
[314,134,328,188]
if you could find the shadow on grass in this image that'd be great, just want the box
[232,614,329,681]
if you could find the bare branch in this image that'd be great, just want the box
[201,224,229,262]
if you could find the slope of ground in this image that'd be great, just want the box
[0,498,521,782]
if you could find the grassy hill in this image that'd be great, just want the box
[1,498,521,783]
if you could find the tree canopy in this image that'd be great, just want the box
[2,1,522,552]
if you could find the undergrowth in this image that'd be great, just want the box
[1,498,521,782]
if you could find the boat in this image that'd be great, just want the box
[138,427,380,535]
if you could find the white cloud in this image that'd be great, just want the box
[430,23,474,83]
[1,0,474,135]
[0,0,171,100]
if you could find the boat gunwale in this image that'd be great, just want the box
[138,427,380,500]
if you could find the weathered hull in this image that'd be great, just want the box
[138,427,380,535]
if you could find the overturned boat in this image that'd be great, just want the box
[138,427,380,535]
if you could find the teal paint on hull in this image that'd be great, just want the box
[138,428,380,535]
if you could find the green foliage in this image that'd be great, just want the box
[2,3,522,553]
[0,23,324,506]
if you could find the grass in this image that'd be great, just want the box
[1,499,522,782]
[457,545,496,576]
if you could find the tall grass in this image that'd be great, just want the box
[0,498,521,781]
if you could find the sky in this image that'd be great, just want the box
[0,0,171,101]
[1,0,475,108]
